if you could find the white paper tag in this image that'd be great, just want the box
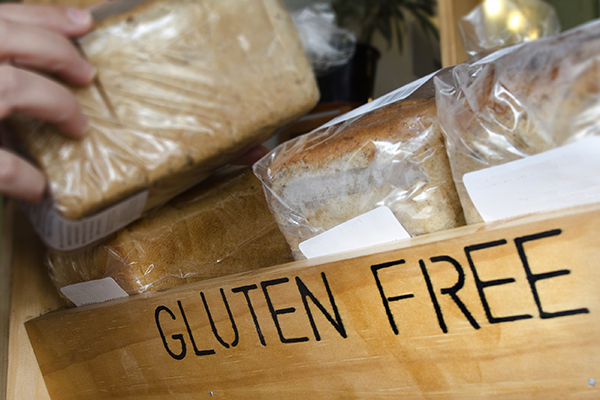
[20,190,148,251]
[60,277,129,307]
[299,206,410,259]
[464,137,600,222]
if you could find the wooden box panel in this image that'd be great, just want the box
[24,203,600,399]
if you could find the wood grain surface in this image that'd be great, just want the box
[25,203,600,399]
[5,204,67,400]
[0,199,11,400]
[438,0,481,66]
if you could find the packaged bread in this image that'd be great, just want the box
[254,78,466,260]
[458,0,560,58]
[435,20,600,224]
[9,0,318,226]
[48,167,294,296]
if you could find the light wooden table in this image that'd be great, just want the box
[1,201,67,400]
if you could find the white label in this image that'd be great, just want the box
[464,137,600,222]
[299,206,410,259]
[20,190,148,251]
[60,277,129,307]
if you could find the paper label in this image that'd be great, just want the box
[20,190,148,251]
[60,277,129,307]
[299,206,410,259]
[464,137,600,222]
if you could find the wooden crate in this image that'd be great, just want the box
[21,203,600,399]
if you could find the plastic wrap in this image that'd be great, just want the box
[254,75,466,260]
[458,0,560,57]
[9,0,318,224]
[435,20,600,224]
[47,166,294,297]
[291,2,356,76]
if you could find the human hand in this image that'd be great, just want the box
[0,4,95,204]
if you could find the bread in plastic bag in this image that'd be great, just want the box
[47,166,294,296]
[435,20,600,224]
[9,0,319,221]
[254,84,466,260]
[458,0,560,57]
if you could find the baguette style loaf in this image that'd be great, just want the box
[436,20,600,223]
[11,0,318,220]
[48,167,294,295]
[255,98,465,259]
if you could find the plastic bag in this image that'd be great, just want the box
[458,0,560,57]
[10,0,318,248]
[291,2,356,76]
[435,20,600,224]
[47,167,294,298]
[254,74,465,260]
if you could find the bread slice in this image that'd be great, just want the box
[11,0,318,220]
[47,167,294,294]
[256,98,465,259]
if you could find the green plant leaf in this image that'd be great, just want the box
[392,6,406,52]
[409,6,440,41]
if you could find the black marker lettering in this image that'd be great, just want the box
[261,278,309,344]
[178,300,216,356]
[232,284,266,346]
[296,273,347,341]
[430,255,480,330]
[155,305,187,360]
[371,260,414,335]
[419,259,448,333]
[200,289,239,349]
[465,240,533,324]
[514,229,589,319]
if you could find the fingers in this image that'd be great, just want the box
[0,19,95,86]
[0,65,88,138]
[0,147,46,204]
[0,4,93,37]
[0,4,93,136]
[0,4,92,203]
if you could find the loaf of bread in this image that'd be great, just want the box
[435,20,600,224]
[47,167,294,295]
[10,0,319,220]
[254,97,465,260]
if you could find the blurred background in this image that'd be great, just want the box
[285,0,599,99]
